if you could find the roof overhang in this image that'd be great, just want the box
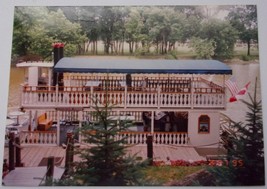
[53,57,232,75]
[16,61,54,68]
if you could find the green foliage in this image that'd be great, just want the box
[134,45,150,56]
[209,82,265,186]
[189,37,215,59]
[12,5,258,59]
[12,7,86,60]
[197,19,238,59]
[165,50,178,59]
[227,5,258,56]
[58,99,148,186]
[240,54,250,61]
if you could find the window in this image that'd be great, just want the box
[198,115,210,133]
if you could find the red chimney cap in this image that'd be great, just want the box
[53,42,64,48]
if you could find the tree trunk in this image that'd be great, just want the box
[121,36,124,54]
[164,41,168,54]
[161,41,164,54]
[96,40,98,55]
[128,42,133,54]
[135,42,139,52]
[104,43,109,54]
[247,40,251,56]
[85,40,90,53]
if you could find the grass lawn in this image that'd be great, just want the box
[142,165,205,185]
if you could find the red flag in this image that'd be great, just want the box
[229,82,251,102]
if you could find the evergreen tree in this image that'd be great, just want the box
[209,81,265,186]
[57,96,148,186]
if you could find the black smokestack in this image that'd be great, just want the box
[53,43,64,86]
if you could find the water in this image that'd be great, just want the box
[8,66,27,108]
[7,63,261,123]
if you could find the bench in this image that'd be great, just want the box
[37,113,53,131]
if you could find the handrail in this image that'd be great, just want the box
[20,82,226,109]
[119,131,187,135]
[22,84,223,93]
[20,130,57,134]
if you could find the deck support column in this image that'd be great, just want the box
[8,133,15,171]
[15,137,22,167]
[46,156,55,184]
[65,132,74,173]
[146,135,153,166]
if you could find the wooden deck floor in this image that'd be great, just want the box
[3,166,65,186]
[3,144,205,168]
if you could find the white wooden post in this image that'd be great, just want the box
[151,111,154,134]
[157,86,161,109]
[55,84,59,107]
[48,69,52,91]
[90,86,93,108]
[78,111,83,144]
[56,110,60,145]
[191,74,194,109]
[20,84,23,107]
[124,86,127,109]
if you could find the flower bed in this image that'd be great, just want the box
[153,160,208,167]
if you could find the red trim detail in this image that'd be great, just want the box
[52,42,64,48]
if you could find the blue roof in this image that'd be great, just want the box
[53,57,232,75]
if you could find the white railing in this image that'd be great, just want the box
[18,130,187,146]
[193,93,225,108]
[160,93,191,108]
[153,132,188,145]
[81,132,188,146]
[21,85,225,109]
[126,91,158,108]
[20,131,57,146]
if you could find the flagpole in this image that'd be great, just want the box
[223,74,226,109]
[254,77,257,102]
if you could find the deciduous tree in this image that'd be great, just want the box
[227,5,258,56]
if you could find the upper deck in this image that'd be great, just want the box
[20,72,226,110]
[17,58,231,110]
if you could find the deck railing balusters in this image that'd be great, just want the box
[20,131,57,146]
[20,77,225,109]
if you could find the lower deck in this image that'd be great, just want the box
[7,107,221,149]
[3,145,208,168]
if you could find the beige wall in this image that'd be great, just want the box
[188,110,220,147]
[28,67,38,86]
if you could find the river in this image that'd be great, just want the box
[7,62,261,123]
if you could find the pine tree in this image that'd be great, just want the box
[209,80,265,186]
[58,96,148,186]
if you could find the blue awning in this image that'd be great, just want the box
[53,57,232,75]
